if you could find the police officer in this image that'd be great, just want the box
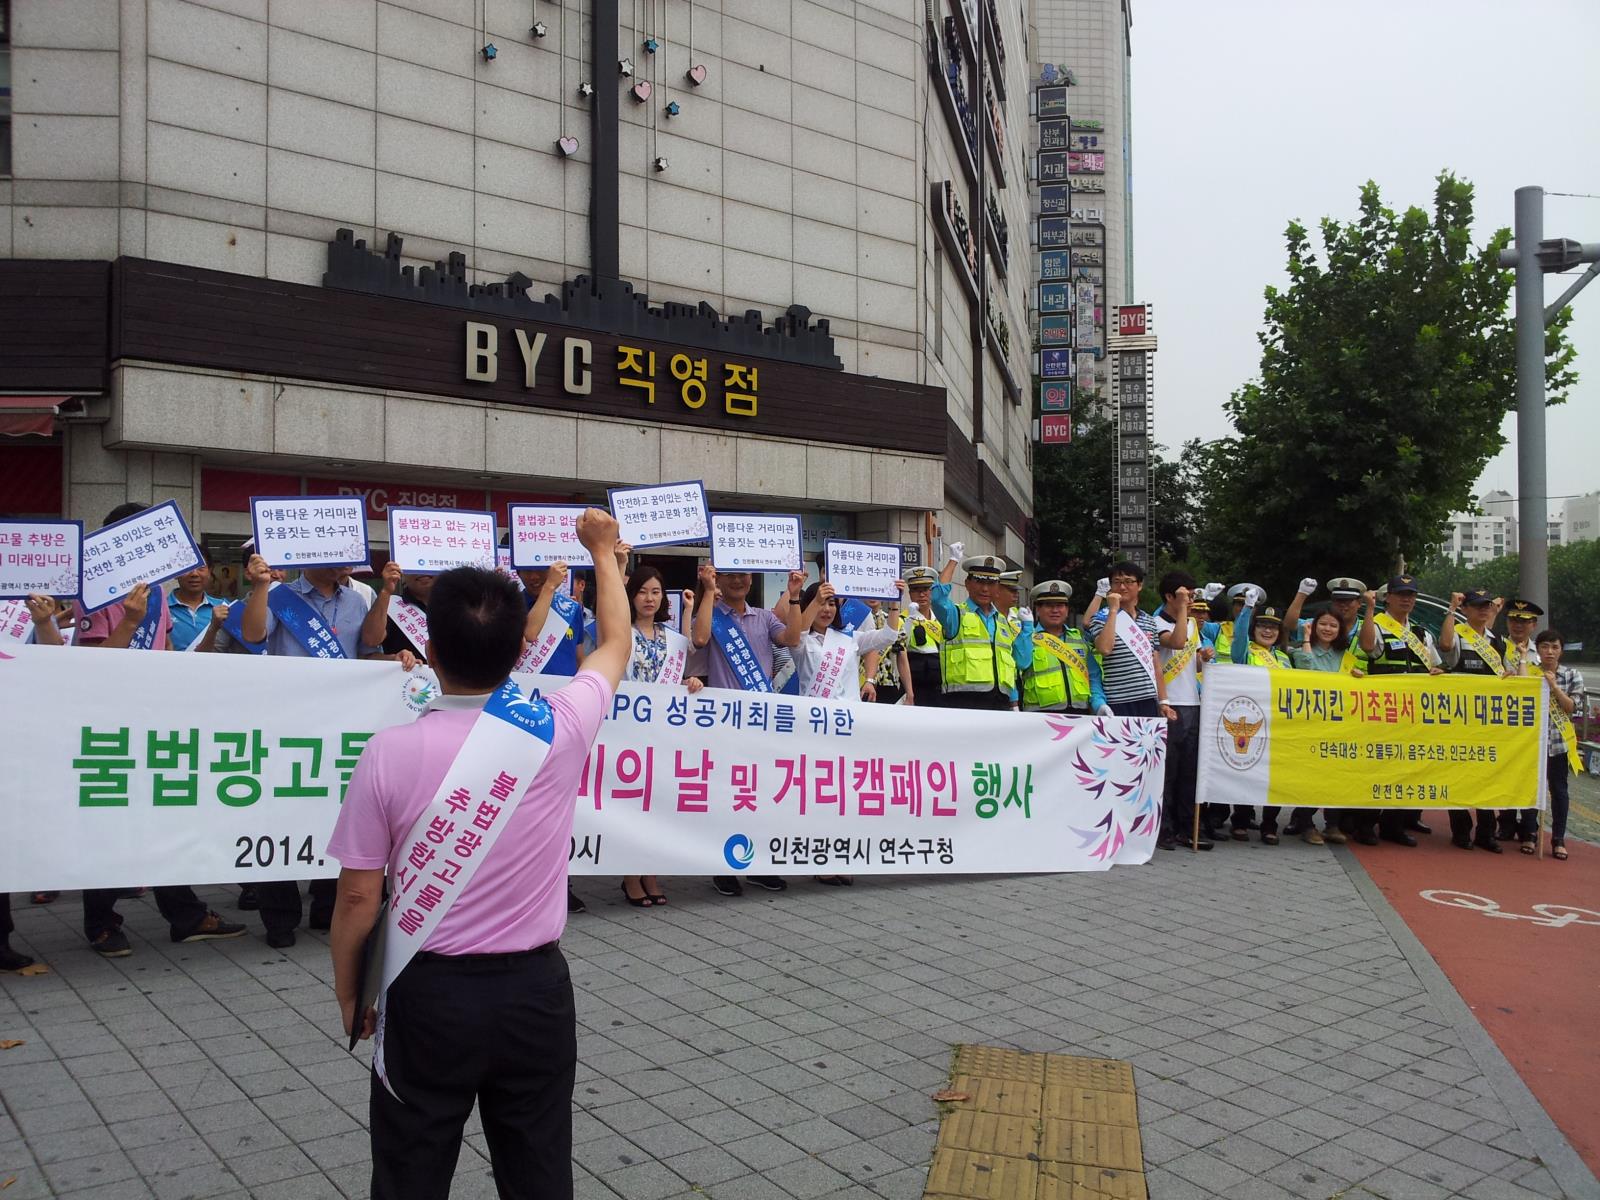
[997,571,1024,627]
[1209,583,1264,660]
[1498,598,1545,840]
[1325,577,1369,673]
[901,566,945,706]
[1354,574,1443,846]
[1019,580,1102,716]
[1438,588,1509,852]
[930,555,1034,711]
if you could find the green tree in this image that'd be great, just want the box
[1415,540,1600,652]
[1194,174,1577,597]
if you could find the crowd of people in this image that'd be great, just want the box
[0,512,1586,980]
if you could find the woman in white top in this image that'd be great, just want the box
[620,563,702,909]
[792,580,905,701]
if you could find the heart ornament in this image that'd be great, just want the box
[631,80,653,102]
[557,136,580,156]
[685,64,707,86]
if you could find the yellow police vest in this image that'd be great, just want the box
[940,605,1018,693]
[1022,629,1092,711]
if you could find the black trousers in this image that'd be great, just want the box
[371,945,576,1200]
[0,892,12,944]
[1350,810,1416,839]
[1232,805,1282,833]
[906,654,943,707]
[1162,705,1200,838]
[82,886,206,941]
[942,689,1013,711]
[255,878,338,935]
[872,683,905,705]
[1448,809,1497,842]
[1517,755,1572,842]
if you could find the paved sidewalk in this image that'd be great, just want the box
[2,841,1594,1199]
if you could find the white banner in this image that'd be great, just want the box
[825,539,902,600]
[607,480,710,549]
[0,645,1165,888]
[387,507,496,574]
[250,495,369,569]
[0,518,83,599]
[507,504,594,568]
[711,513,803,573]
[80,501,202,613]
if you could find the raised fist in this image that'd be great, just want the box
[1298,578,1317,596]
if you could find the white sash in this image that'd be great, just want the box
[657,627,691,686]
[515,604,571,674]
[372,679,556,1101]
[805,628,857,700]
[389,598,430,658]
[0,599,30,646]
[1115,609,1159,692]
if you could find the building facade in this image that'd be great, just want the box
[0,0,1039,595]
[1435,511,1510,569]
[1563,492,1599,547]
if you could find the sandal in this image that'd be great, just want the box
[1520,842,1536,855]
[1552,842,1568,861]
[620,881,652,907]
[641,876,667,905]
[1261,832,1279,845]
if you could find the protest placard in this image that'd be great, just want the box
[386,507,496,574]
[80,502,203,613]
[824,539,902,599]
[507,504,594,568]
[607,480,710,549]
[0,518,82,599]
[249,495,369,569]
[710,513,803,573]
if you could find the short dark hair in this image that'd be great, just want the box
[800,581,843,630]
[427,567,527,688]
[104,502,147,526]
[1158,570,1196,600]
[626,566,671,624]
[1109,560,1144,583]
[1535,628,1562,646]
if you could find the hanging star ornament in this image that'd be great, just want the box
[619,57,634,77]
[643,37,659,53]
[530,20,548,37]
[654,156,669,171]
[578,81,595,98]
[665,100,681,117]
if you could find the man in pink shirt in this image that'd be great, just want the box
[328,508,630,1200]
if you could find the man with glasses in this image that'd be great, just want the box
[1086,561,1178,723]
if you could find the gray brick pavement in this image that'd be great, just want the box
[2,842,1595,1198]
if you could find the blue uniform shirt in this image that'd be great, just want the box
[167,591,225,651]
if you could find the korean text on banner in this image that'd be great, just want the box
[1196,663,1548,813]
[607,480,710,549]
[710,513,802,573]
[249,496,369,569]
[825,540,902,600]
[80,501,203,614]
[507,504,594,568]
[0,518,83,599]
[0,645,1168,890]
[386,507,496,574]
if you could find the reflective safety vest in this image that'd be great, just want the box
[1213,620,1234,661]
[940,605,1018,694]
[1244,642,1292,669]
[1022,628,1093,712]
[905,615,944,654]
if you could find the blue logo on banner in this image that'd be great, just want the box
[723,834,755,871]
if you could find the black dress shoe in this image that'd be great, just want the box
[237,885,259,911]
[1194,837,1214,851]
[1407,820,1432,834]
[1382,831,1418,847]
[566,889,587,914]
[308,910,333,932]
[1355,832,1380,846]
[1474,838,1504,854]
[1157,835,1177,851]
[1452,835,1473,850]
[266,930,295,949]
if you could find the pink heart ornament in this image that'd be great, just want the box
[631,80,652,102]
[685,64,707,86]
[557,136,579,156]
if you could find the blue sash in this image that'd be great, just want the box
[839,598,872,632]
[222,595,267,655]
[710,606,773,692]
[268,585,348,659]
[128,586,165,651]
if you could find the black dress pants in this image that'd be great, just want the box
[1447,809,1497,842]
[942,690,1013,711]
[255,878,338,935]
[370,945,576,1200]
[1161,706,1200,838]
[82,886,206,941]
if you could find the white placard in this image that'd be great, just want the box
[0,518,83,599]
[508,504,594,568]
[80,501,203,614]
[607,480,710,549]
[386,507,496,574]
[710,513,803,573]
[249,495,369,569]
[824,539,902,600]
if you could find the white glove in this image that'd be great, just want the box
[906,601,921,618]
[1297,577,1317,597]
[1095,703,1114,718]
[1017,606,1034,625]
[1095,577,1110,596]
[1244,586,1261,607]
[1202,582,1224,601]
[945,540,965,565]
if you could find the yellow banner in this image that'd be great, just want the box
[1197,664,1547,811]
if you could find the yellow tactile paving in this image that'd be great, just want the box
[924,1048,1148,1200]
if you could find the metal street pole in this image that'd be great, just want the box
[1512,186,1547,619]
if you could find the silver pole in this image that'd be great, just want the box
[1513,185,1548,622]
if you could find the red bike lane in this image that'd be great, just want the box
[1349,832,1600,1176]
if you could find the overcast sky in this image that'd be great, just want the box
[1132,0,1600,522]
